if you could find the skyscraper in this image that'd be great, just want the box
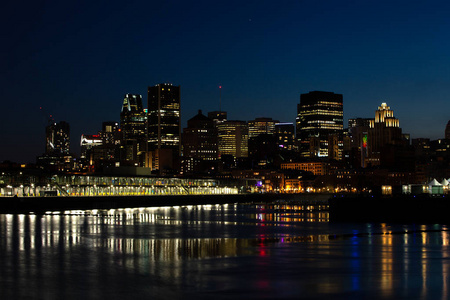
[248,117,279,138]
[275,123,295,151]
[181,110,218,175]
[296,91,343,159]
[120,94,146,164]
[367,102,403,164]
[217,121,248,158]
[147,83,181,171]
[46,121,70,155]
[182,110,218,161]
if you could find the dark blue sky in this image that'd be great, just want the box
[2,0,450,163]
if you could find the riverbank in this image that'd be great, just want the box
[0,193,331,214]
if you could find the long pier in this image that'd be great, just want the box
[0,193,328,214]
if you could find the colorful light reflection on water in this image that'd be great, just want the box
[0,203,449,299]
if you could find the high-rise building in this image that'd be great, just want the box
[38,121,72,171]
[275,123,295,151]
[366,102,408,168]
[102,121,120,146]
[101,121,120,162]
[181,110,218,175]
[368,103,402,154]
[296,91,343,159]
[217,120,248,158]
[208,111,227,125]
[347,118,371,167]
[147,83,181,171]
[147,84,181,151]
[80,134,102,165]
[248,117,279,138]
[120,94,146,164]
[46,121,70,155]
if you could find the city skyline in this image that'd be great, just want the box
[2,0,450,163]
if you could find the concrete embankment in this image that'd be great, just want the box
[0,193,329,214]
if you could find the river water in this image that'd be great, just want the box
[0,202,449,299]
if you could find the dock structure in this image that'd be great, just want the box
[0,174,248,198]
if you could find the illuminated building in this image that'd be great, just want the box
[275,123,295,151]
[45,121,70,155]
[80,134,102,166]
[120,94,146,164]
[217,120,248,158]
[367,103,402,164]
[147,84,180,172]
[101,121,120,161]
[281,161,328,176]
[248,117,279,138]
[296,91,343,159]
[208,111,227,125]
[102,121,119,146]
[37,121,72,171]
[348,118,371,167]
[181,110,218,175]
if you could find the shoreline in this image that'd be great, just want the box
[0,193,331,214]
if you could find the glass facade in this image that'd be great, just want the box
[296,91,343,159]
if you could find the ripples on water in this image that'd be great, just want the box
[0,203,449,299]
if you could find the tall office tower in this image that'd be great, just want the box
[248,117,279,138]
[348,118,372,167]
[120,94,146,163]
[147,84,180,151]
[102,121,120,146]
[296,91,343,159]
[101,121,120,161]
[446,120,450,139]
[183,110,218,160]
[367,103,402,156]
[46,121,70,155]
[217,120,248,158]
[275,123,295,151]
[181,110,218,174]
[208,111,227,125]
[147,83,181,171]
[80,134,102,164]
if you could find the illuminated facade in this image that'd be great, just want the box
[217,121,248,158]
[120,94,146,164]
[101,121,120,161]
[275,123,295,151]
[348,118,371,167]
[281,161,328,176]
[181,110,218,174]
[296,91,343,159]
[147,84,181,152]
[147,84,181,172]
[248,117,279,138]
[80,134,102,162]
[45,121,70,155]
[367,103,402,161]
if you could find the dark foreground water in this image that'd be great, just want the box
[0,202,449,299]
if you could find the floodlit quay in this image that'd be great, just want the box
[0,174,244,197]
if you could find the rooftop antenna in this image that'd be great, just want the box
[219,85,222,112]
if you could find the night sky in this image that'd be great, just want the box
[2,0,450,163]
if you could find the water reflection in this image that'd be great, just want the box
[0,204,450,298]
